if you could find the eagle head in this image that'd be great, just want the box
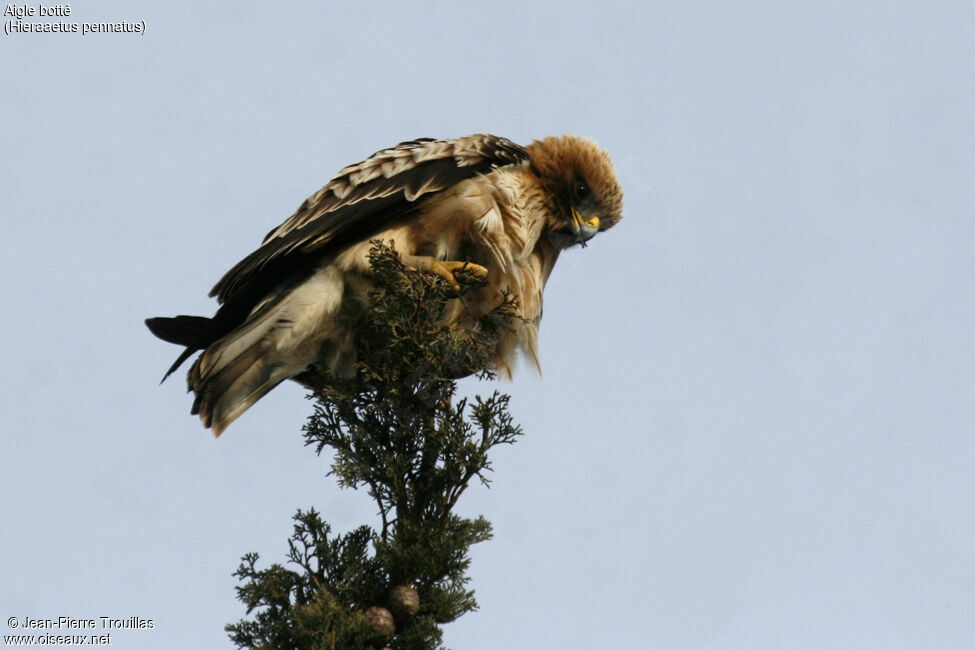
[526,135,624,247]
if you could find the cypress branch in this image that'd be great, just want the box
[227,241,522,649]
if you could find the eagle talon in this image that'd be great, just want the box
[429,260,488,291]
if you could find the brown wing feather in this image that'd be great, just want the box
[209,135,528,305]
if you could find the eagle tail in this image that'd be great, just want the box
[186,293,313,437]
[189,337,288,437]
[145,315,214,382]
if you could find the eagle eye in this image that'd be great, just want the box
[573,179,591,202]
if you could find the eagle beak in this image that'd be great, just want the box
[550,210,601,248]
[572,209,600,244]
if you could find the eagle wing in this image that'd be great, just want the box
[209,134,529,306]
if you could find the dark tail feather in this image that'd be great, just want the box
[145,315,213,382]
[145,315,212,345]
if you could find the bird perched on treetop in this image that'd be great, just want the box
[146,134,623,436]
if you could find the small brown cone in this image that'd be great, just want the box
[364,606,395,644]
[388,585,420,620]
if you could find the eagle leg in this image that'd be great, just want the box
[401,255,488,292]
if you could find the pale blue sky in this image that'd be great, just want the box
[2,2,974,648]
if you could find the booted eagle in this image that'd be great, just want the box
[147,134,622,436]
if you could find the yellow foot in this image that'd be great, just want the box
[429,260,488,291]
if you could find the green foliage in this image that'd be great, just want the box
[228,242,522,649]
[226,513,386,649]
